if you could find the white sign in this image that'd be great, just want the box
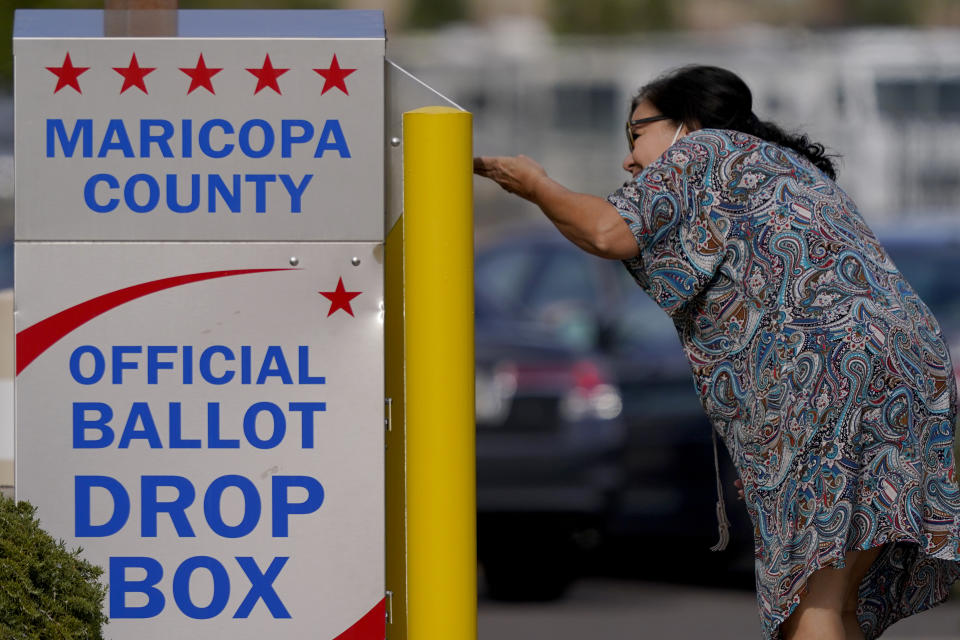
[15,10,386,639]
[15,10,384,242]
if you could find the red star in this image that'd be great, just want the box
[246,54,289,95]
[46,52,89,94]
[180,54,222,94]
[113,53,156,94]
[313,54,357,95]
[319,277,362,317]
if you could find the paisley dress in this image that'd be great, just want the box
[607,128,960,639]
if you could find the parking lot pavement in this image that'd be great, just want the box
[479,576,960,640]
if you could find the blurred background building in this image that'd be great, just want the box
[399,26,960,229]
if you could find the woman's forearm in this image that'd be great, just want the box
[531,175,639,260]
[473,154,639,259]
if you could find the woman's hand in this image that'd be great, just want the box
[474,153,638,259]
[473,155,549,203]
[735,478,744,501]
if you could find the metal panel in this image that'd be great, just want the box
[15,23,384,241]
[16,241,383,636]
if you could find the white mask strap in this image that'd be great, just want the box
[670,122,684,145]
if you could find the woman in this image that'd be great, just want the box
[474,65,960,640]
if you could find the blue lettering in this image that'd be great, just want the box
[256,346,293,384]
[98,119,135,158]
[314,119,351,158]
[166,174,201,213]
[109,555,292,620]
[73,402,114,448]
[289,402,326,448]
[112,345,141,384]
[241,345,252,384]
[84,173,120,213]
[234,557,291,618]
[47,118,92,157]
[208,174,241,213]
[124,174,160,213]
[70,345,106,384]
[204,475,261,538]
[272,475,324,537]
[173,556,231,620]
[199,345,235,384]
[199,119,234,158]
[140,119,175,158]
[47,118,359,161]
[169,403,201,448]
[183,345,194,384]
[207,403,239,448]
[239,119,274,158]
[279,174,312,213]
[110,556,165,619]
[182,119,193,158]
[146,345,176,384]
[141,475,196,537]
[281,120,314,157]
[118,402,163,449]
[243,402,285,449]
[76,475,129,537]
[245,174,276,213]
[298,346,325,384]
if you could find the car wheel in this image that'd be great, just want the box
[479,515,583,601]
[481,547,575,601]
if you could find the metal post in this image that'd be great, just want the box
[402,106,476,639]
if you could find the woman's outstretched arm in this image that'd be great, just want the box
[474,155,639,260]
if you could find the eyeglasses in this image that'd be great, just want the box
[625,114,671,150]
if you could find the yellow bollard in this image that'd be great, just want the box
[387,105,475,640]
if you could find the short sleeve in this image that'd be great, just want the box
[607,131,731,318]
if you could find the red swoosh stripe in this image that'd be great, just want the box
[15,268,293,376]
[332,599,386,639]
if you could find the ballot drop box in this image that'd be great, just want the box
[14,10,387,638]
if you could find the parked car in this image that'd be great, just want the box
[880,227,960,384]
[474,223,960,599]
[475,289,627,599]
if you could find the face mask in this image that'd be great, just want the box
[670,122,684,145]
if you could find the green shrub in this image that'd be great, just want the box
[0,497,108,639]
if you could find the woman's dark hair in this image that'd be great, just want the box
[633,65,837,179]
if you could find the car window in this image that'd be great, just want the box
[475,247,540,314]
[886,244,960,341]
[526,250,599,313]
[876,77,960,121]
[524,250,601,349]
[610,266,679,348]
